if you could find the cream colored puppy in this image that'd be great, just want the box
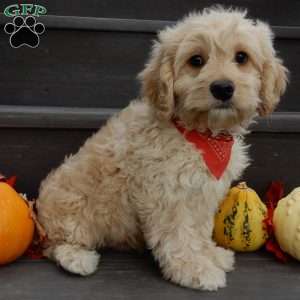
[37,7,288,290]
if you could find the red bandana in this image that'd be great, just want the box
[173,120,234,180]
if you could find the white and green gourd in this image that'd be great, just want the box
[273,187,300,260]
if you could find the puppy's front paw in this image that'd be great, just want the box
[163,258,226,291]
[210,246,235,272]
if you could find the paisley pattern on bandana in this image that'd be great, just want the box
[173,120,234,180]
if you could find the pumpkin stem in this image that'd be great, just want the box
[237,182,248,189]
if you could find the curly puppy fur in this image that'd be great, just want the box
[37,7,288,290]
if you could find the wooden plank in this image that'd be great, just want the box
[0,251,300,300]
[0,28,149,109]
[0,14,172,34]
[1,14,300,39]
[0,28,298,111]
[250,112,300,133]
[1,0,300,26]
[0,128,92,198]
[0,129,298,197]
[242,133,300,195]
[0,106,299,133]
[0,106,116,129]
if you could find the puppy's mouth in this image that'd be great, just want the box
[213,101,234,110]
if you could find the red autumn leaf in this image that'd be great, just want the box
[24,238,46,260]
[5,176,17,188]
[23,198,47,260]
[265,181,284,210]
[263,181,289,263]
[265,239,288,263]
[0,174,17,188]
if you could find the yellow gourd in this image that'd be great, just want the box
[273,187,300,260]
[214,182,268,251]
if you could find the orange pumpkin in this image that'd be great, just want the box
[0,182,34,264]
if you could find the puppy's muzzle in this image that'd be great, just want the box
[210,80,235,102]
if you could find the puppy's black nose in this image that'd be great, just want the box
[210,80,235,102]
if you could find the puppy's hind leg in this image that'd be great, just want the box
[45,243,100,276]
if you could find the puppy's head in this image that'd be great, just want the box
[139,7,288,133]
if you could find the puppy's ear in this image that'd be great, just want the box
[259,57,288,116]
[257,23,289,116]
[138,41,174,120]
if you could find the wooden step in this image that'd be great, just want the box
[0,250,299,300]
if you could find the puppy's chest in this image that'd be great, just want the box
[130,126,246,190]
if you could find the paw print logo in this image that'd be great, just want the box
[4,16,45,48]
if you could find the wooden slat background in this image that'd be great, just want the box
[1,0,300,24]
[0,128,298,198]
[0,0,299,197]
[0,20,299,111]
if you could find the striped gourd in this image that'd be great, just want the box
[213,182,268,252]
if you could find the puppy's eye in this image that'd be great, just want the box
[235,51,248,65]
[188,55,205,67]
